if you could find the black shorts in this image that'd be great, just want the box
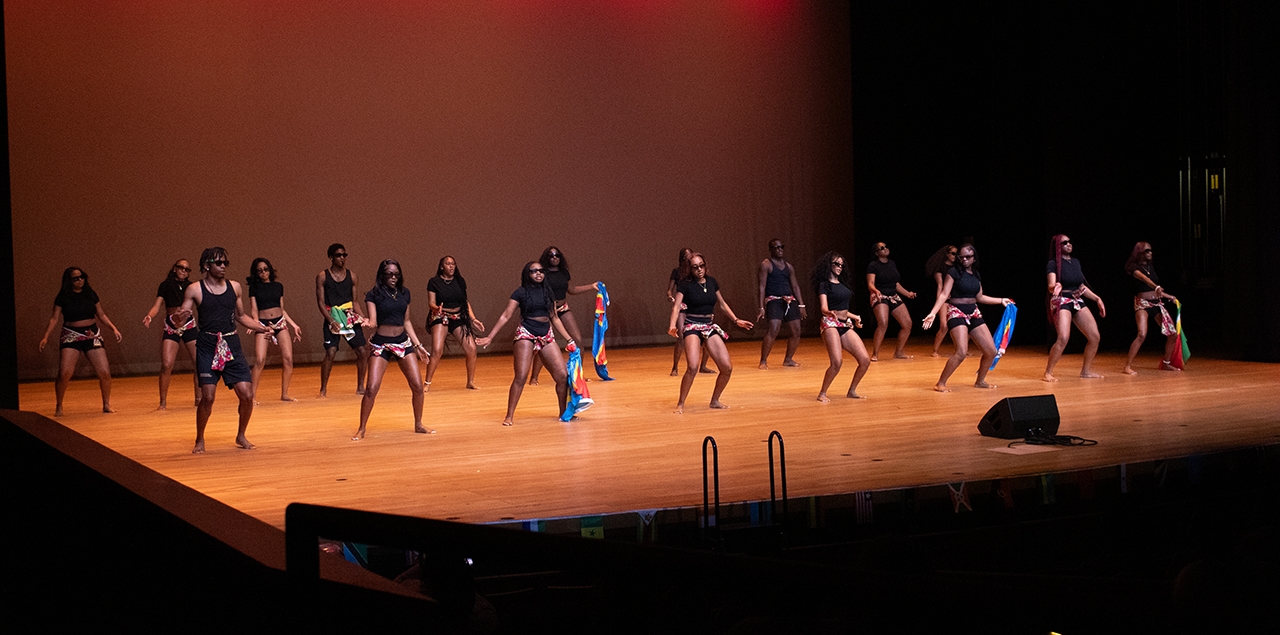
[946,304,986,331]
[874,294,903,309]
[323,323,367,349]
[765,298,801,322]
[197,331,251,387]
[162,317,198,344]
[60,324,103,352]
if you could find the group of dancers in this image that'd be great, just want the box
[39,237,1181,453]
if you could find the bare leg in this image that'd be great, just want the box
[396,353,430,433]
[890,303,913,359]
[455,326,480,389]
[782,318,802,366]
[699,347,715,373]
[184,339,201,407]
[232,382,256,449]
[759,318,783,369]
[1044,308,1073,381]
[54,348,80,416]
[671,334,684,376]
[425,323,447,389]
[704,335,734,408]
[354,356,389,439]
[1124,308,1148,374]
[278,332,296,400]
[193,383,217,453]
[505,341,536,425]
[158,338,180,410]
[84,348,114,413]
[932,319,949,357]
[1161,329,1181,370]
[970,325,999,388]
[251,332,269,404]
[935,325,970,392]
[842,330,871,398]
[354,344,370,395]
[538,344,570,418]
[870,302,890,361]
[1073,309,1103,378]
[676,335,701,413]
[817,328,843,402]
[319,346,337,397]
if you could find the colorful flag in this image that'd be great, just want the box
[1170,299,1190,369]
[592,281,615,380]
[560,341,594,421]
[328,302,357,340]
[988,303,1017,370]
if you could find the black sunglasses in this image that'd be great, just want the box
[208,259,229,267]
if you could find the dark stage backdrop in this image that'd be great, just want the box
[7,1,854,382]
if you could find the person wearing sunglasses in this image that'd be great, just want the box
[921,244,1014,392]
[757,239,807,369]
[1122,242,1179,374]
[247,257,302,404]
[866,241,918,361]
[924,245,959,357]
[141,259,199,410]
[667,247,713,376]
[175,248,272,453]
[423,255,485,391]
[353,259,431,440]
[1044,234,1106,381]
[668,253,755,413]
[39,266,124,416]
[812,251,870,401]
[527,246,602,386]
[316,243,371,398]
[476,262,575,426]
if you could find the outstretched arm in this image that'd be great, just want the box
[475,299,519,348]
[716,291,754,330]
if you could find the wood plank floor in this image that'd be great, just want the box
[20,339,1280,530]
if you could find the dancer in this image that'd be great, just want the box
[476,262,575,426]
[812,252,870,401]
[424,255,484,390]
[757,239,806,369]
[668,253,755,413]
[1044,234,1106,381]
[39,267,123,416]
[528,246,599,385]
[316,243,370,397]
[1122,242,1180,374]
[921,244,1014,392]
[175,248,271,453]
[247,258,301,403]
[668,247,711,376]
[866,242,918,360]
[924,245,958,357]
[353,259,432,440]
[142,259,199,410]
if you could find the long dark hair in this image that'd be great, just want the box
[539,246,569,276]
[436,256,471,336]
[247,257,277,287]
[682,253,708,282]
[372,259,405,297]
[810,251,848,295]
[60,267,92,294]
[1124,241,1152,276]
[519,261,556,315]
[166,259,190,282]
[925,245,957,277]
[676,247,693,281]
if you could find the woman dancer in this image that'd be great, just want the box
[477,262,575,426]
[1122,242,1180,374]
[142,259,199,410]
[667,253,755,413]
[1044,234,1106,381]
[812,252,870,401]
[247,258,301,403]
[924,245,958,357]
[39,267,123,415]
[424,256,484,390]
[528,246,600,385]
[921,244,1014,392]
[668,247,712,376]
[866,242,917,360]
[354,259,431,440]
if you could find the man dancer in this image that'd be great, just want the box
[177,247,271,454]
[757,239,807,369]
[316,243,370,397]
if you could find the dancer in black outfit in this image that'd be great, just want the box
[866,242,917,360]
[924,245,958,357]
[354,259,431,440]
[424,256,484,390]
[668,247,712,376]
[528,246,599,385]
[247,258,301,403]
[316,243,370,397]
[757,239,807,369]
[921,244,1014,392]
[39,267,123,416]
[1044,234,1106,381]
[1122,242,1180,374]
[142,259,199,410]
[668,253,754,413]
[812,252,870,400]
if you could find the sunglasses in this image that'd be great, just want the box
[529,268,544,273]
[175,265,191,272]
[876,245,888,250]
[208,259,230,267]
[384,271,400,278]
[832,261,844,267]
[256,267,270,273]
[1142,248,1152,253]
[948,251,958,256]
[959,254,975,260]
[70,275,85,281]
[1060,240,1072,246]
[333,252,349,258]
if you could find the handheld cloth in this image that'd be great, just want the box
[592,282,615,380]
[560,341,595,421]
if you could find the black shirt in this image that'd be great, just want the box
[866,260,901,296]
[156,279,191,308]
[55,288,100,322]
[947,267,981,300]
[819,280,853,312]
[1047,258,1085,293]
[365,286,410,327]
[197,280,237,333]
[544,268,571,301]
[677,277,720,315]
[427,276,467,310]
[249,281,284,311]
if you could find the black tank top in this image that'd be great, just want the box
[764,261,791,296]
[323,269,354,306]
[198,280,237,333]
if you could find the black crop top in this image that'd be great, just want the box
[156,279,191,308]
[947,267,981,300]
[365,286,410,326]
[544,269,571,301]
[1130,264,1159,294]
[677,277,720,315]
[819,280,853,312]
[866,260,901,296]
[55,288,100,322]
[428,276,467,310]
[511,286,552,320]
[1047,258,1085,293]
[249,281,284,311]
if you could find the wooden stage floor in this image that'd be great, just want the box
[20,340,1280,531]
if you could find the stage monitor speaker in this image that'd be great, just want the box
[977,395,1059,439]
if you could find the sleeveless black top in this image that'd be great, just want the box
[198,280,237,333]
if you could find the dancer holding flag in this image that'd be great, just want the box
[528,246,602,385]
[1122,242,1181,374]
[476,262,574,426]
[922,244,1014,392]
[316,243,370,397]
[668,253,755,413]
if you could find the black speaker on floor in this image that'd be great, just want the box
[977,395,1060,439]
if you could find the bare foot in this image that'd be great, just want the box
[870,355,879,362]
[253,400,261,406]
[699,367,716,374]
[1159,361,1182,371]
[670,368,679,377]
[847,391,866,399]
[352,428,366,440]
[528,378,540,386]
[933,384,951,393]
[759,362,769,370]
[54,408,64,417]
[281,396,297,402]
[414,424,436,434]
[893,354,912,360]
[709,401,730,409]
[817,394,831,403]
[783,360,801,367]
[1080,373,1104,379]
[236,435,256,450]
[1122,367,1138,375]
[356,388,366,396]
[974,381,996,389]
[318,391,329,399]
[931,351,942,358]
[157,402,167,411]
[673,406,684,414]
[502,418,514,426]
[192,440,205,454]
[466,384,480,390]
[103,405,115,413]
[1043,373,1058,382]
